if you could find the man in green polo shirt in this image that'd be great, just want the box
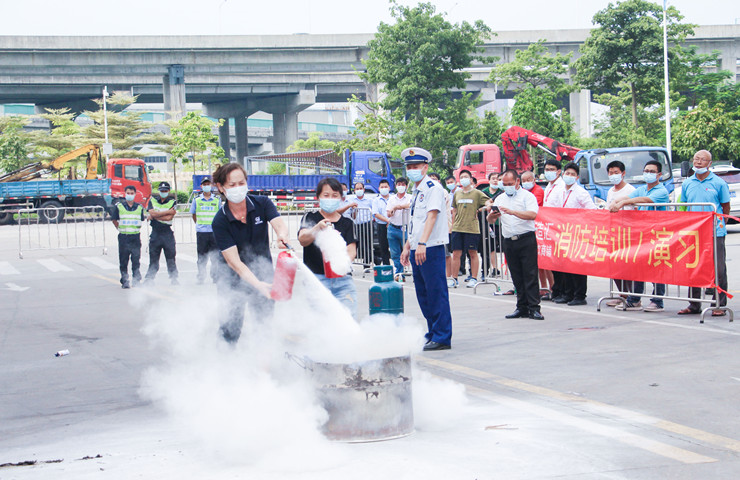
[450,169,490,288]
[111,185,145,289]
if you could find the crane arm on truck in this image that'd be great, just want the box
[0,144,100,183]
[501,126,580,172]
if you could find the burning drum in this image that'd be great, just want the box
[289,354,414,442]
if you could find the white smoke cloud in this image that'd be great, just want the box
[313,226,352,276]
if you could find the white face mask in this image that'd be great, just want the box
[562,175,577,186]
[608,174,623,185]
[460,177,471,188]
[522,182,534,190]
[225,185,248,203]
[544,171,558,182]
[396,185,406,194]
[355,189,365,197]
[379,187,390,196]
[202,185,212,193]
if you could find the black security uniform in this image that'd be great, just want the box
[145,194,178,281]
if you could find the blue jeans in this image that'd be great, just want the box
[628,282,665,308]
[317,274,358,319]
[387,225,405,274]
[411,245,452,346]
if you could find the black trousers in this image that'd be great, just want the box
[690,235,727,309]
[503,232,540,313]
[146,229,178,280]
[196,231,219,282]
[217,275,275,344]
[375,223,390,265]
[552,270,565,299]
[118,233,141,285]
[561,272,587,300]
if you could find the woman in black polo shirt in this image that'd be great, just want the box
[211,162,289,343]
[298,177,358,318]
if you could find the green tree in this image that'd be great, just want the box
[287,131,336,152]
[170,111,226,193]
[489,39,573,97]
[574,0,694,138]
[509,88,576,144]
[672,101,740,162]
[335,97,403,158]
[590,90,665,148]
[0,116,31,173]
[31,108,82,160]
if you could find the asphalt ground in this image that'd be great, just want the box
[0,221,738,479]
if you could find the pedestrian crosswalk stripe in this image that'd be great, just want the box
[82,256,117,270]
[0,261,20,275]
[37,258,73,272]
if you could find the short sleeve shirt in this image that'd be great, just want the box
[409,177,449,248]
[682,172,731,236]
[372,195,390,225]
[189,195,222,233]
[629,183,670,211]
[299,211,357,275]
[606,183,636,210]
[350,195,374,224]
[452,188,489,234]
[493,188,539,238]
[543,178,565,207]
[211,195,280,284]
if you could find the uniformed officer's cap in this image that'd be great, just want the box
[158,181,171,191]
[201,176,212,184]
[401,147,432,165]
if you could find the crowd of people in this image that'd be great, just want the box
[112,147,730,349]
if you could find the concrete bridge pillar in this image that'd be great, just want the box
[721,43,737,83]
[265,90,316,154]
[218,119,231,161]
[234,115,249,168]
[569,89,592,138]
[163,64,186,120]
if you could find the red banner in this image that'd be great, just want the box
[535,207,716,288]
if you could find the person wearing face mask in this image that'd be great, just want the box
[386,177,411,280]
[554,163,596,306]
[349,181,374,266]
[541,159,566,301]
[298,177,358,317]
[678,149,730,317]
[144,182,179,285]
[372,179,392,267]
[189,176,222,284]
[111,185,145,289]
[486,170,543,320]
[211,163,290,343]
[337,183,355,218]
[482,172,503,199]
[603,161,636,306]
[610,158,670,312]
[520,171,544,206]
[450,169,489,288]
[400,147,452,351]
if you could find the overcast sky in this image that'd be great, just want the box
[0,0,736,36]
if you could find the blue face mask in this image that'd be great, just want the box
[544,171,557,182]
[562,175,576,186]
[320,198,341,213]
[407,169,424,183]
[460,177,471,187]
[503,185,517,196]
[693,167,708,175]
[202,185,212,193]
[522,182,534,190]
[643,172,658,184]
[125,194,135,202]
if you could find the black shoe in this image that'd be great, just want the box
[529,311,545,320]
[121,282,131,289]
[505,309,529,319]
[423,341,451,351]
[553,296,573,304]
[567,298,587,306]
[132,279,141,288]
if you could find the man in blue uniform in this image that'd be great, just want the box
[400,147,453,351]
[110,185,145,289]
[144,181,179,285]
[190,176,221,284]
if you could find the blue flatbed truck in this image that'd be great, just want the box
[0,179,112,224]
[194,149,396,195]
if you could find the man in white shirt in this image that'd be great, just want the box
[372,179,392,266]
[553,162,596,306]
[542,159,565,302]
[604,160,635,306]
[349,182,374,265]
[386,177,411,278]
[486,170,543,320]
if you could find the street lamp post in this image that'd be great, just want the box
[663,0,672,164]
[102,86,112,163]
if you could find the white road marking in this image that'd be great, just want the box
[37,258,73,272]
[3,283,29,292]
[82,256,117,270]
[0,261,20,275]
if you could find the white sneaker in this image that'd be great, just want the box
[615,301,642,311]
[466,278,479,288]
[605,299,622,307]
[447,278,458,288]
[643,301,664,312]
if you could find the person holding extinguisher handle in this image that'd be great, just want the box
[298,177,358,318]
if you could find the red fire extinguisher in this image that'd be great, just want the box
[271,249,299,301]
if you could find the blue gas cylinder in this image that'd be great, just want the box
[369,265,404,315]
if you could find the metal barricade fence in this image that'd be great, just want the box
[18,206,108,258]
[352,207,375,275]
[268,210,302,250]
[594,202,733,323]
[473,208,513,294]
